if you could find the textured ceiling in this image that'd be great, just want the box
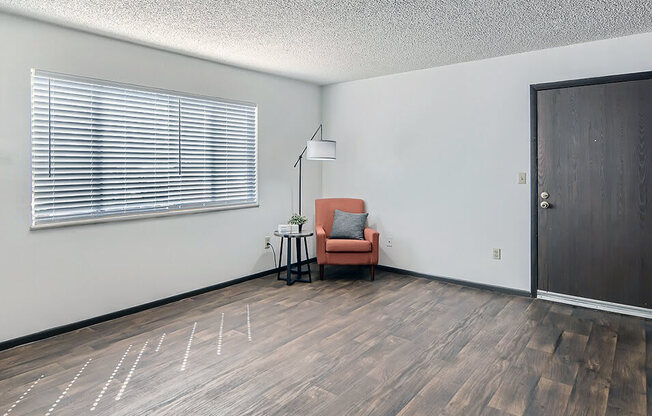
[1,1,651,85]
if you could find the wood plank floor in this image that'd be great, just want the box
[0,267,650,416]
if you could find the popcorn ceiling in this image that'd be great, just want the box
[1,0,650,85]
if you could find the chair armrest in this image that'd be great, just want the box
[316,225,327,262]
[364,227,379,245]
[365,227,380,264]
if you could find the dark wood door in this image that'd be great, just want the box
[537,78,652,308]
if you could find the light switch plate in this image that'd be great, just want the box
[493,248,501,260]
[518,172,527,184]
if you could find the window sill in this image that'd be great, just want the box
[30,202,259,230]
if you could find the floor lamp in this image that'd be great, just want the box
[293,124,336,226]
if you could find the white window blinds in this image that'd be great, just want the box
[31,70,257,227]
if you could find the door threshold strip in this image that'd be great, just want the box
[537,290,652,319]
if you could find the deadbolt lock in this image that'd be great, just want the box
[540,201,550,209]
[540,192,550,199]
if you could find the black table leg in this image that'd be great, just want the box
[289,237,312,283]
[303,236,312,282]
[295,237,302,281]
[286,236,292,285]
[276,237,284,281]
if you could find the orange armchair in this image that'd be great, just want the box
[315,198,379,281]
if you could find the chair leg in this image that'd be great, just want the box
[370,265,375,281]
[320,264,324,280]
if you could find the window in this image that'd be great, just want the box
[31,70,257,228]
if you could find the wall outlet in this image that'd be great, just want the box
[386,236,393,247]
[493,248,501,260]
[264,236,271,249]
[518,172,527,184]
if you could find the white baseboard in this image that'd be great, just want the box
[537,291,652,319]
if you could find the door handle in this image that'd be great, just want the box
[540,192,549,199]
[540,201,550,209]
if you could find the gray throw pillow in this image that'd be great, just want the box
[330,209,368,240]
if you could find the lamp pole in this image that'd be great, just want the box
[293,124,323,217]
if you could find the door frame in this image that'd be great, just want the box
[529,70,652,298]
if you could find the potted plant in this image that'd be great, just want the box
[288,214,308,232]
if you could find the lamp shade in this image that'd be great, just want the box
[306,140,336,160]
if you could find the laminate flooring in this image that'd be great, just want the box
[1,267,650,415]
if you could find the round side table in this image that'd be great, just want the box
[274,230,313,285]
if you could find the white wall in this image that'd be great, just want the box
[3,12,652,344]
[322,32,652,293]
[0,13,321,343]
